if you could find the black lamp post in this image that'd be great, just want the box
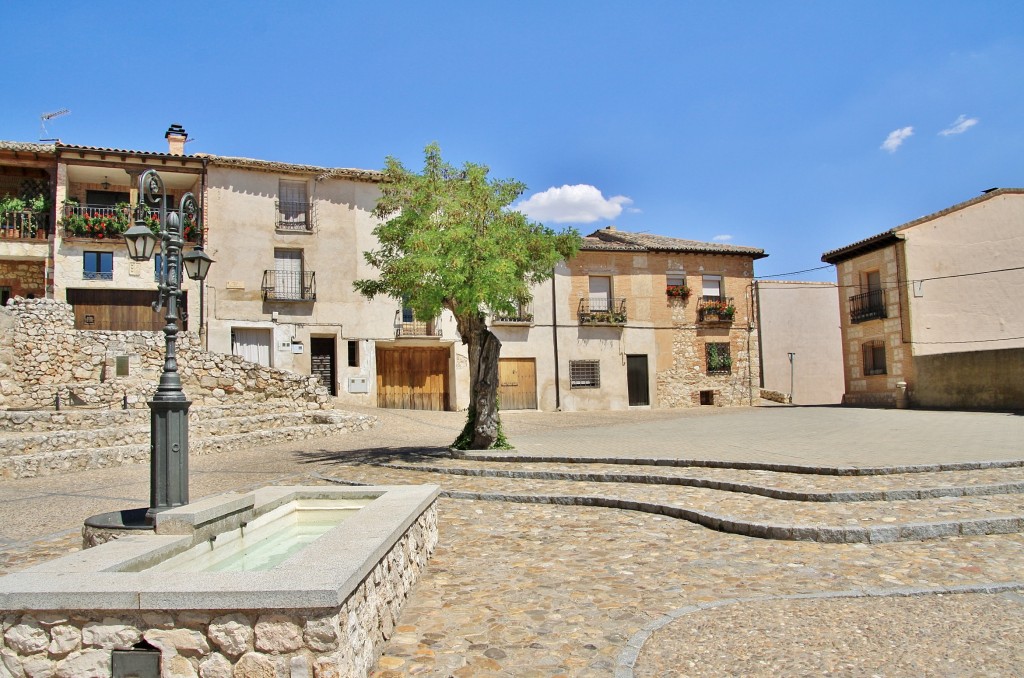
[123,169,213,521]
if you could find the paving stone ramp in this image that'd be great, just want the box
[318,452,1024,544]
[0,403,377,479]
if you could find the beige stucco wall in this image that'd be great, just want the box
[203,165,469,409]
[755,281,844,405]
[900,192,1024,357]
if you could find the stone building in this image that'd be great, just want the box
[3,129,769,413]
[494,227,767,411]
[0,142,54,304]
[821,188,1024,410]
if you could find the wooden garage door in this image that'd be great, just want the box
[376,346,450,411]
[498,357,537,410]
[66,289,186,331]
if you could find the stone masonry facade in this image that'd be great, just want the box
[0,298,331,411]
[0,261,45,302]
[0,503,438,678]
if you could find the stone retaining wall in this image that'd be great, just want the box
[0,503,437,678]
[0,298,331,410]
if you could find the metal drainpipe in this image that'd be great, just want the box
[551,268,561,410]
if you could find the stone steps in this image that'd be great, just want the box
[0,412,338,460]
[317,455,1024,544]
[0,410,377,480]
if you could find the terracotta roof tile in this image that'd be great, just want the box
[582,227,767,258]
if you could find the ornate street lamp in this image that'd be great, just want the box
[124,169,213,521]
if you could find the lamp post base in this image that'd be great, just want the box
[147,398,191,522]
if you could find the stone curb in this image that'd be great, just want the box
[452,451,1024,476]
[614,581,1024,677]
[313,475,1024,544]
[377,462,1024,503]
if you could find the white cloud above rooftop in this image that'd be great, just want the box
[516,184,634,224]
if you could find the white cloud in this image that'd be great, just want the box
[516,184,633,223]
[712,234,733,242]
[881,126,914,153]
[939,114,978,136]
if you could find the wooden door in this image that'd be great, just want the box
[627,354,650,406]
[498,357,537,410]
[376,346,450,410]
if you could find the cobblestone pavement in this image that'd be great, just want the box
[0,405,1022,676]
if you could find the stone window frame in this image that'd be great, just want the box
[862,339,887,376]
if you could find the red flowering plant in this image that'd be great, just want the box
[62,201,132,238]
[666,284,691,300]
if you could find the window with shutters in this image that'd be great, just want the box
[862,339,887,376]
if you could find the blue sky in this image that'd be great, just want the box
[4,1,1023,280]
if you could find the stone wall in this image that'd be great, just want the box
[657,326,760,407]
[0,261,45,301]
[0,298,331,410]
[0,503,438,678]
[912,348,1024,410]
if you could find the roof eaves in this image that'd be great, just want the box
[821,188,1024,264]
[202,154,383,182]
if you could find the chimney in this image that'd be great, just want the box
[165,124,187,155]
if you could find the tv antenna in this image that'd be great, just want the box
[39,109,70,141]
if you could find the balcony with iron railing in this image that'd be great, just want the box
[261,270,317,302]
[61,204,202,243]
[276,201,314,232]
[578,297,627,326]
[491,302,535,325]
[395,319,441,338]
[697,296,736,322]
[849,289,886,324]
[0,211,51,239]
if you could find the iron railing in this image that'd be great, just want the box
[577,297,627,325]
[62,204,202,243]
[492,302,534,324]
[0,210,50,239]
[849,289,886,323]
[261,270,316,302]
[697,296,736,322]
[395,319,440,337]
[276,201,314,231]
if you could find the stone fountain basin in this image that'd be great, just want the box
[0,484,438,610]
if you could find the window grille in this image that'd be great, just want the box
[569,360,601,388]
[705,342,732,375]
[862,339,887,376]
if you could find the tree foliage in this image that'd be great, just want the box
[355,143,579,325]
[355,143,580,448]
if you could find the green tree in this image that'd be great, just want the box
[355,144,580,449]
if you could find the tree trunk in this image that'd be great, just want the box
[458,311,502,449]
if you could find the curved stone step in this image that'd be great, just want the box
[377,459,1024,502]
[317,463,1024,543]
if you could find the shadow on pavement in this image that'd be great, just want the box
[294,446,451,467]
